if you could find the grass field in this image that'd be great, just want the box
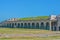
[0,36,60,40]
[0,28,60,40]
[0,28,53,34]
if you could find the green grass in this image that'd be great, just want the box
[0,28,53,34]
[0,28,60,40]
[18,16,49,20]
[0,36,60,40]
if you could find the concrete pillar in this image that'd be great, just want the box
[35,22,36,28]
[11,23,13,28]
[19,23,21,27]
[39,22,41,28]
[28,22,31,28]
[16,23,18,27]
[17,23,20,28]
[20,23,23,28]
[44,22,46,29]
[50,21,51,31]
[30,22,32,28]
[14,23,16,28]
[53,26,54,31]
[23,23,24,28]
[25,23,28,28]
[56,27,59,31]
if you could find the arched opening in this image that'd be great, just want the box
[15,23,16,25]
[21,23,23,28]
[3,23,9,28]
[51,22,57,31]
[51,27,53,31]
[40,22,44,29]
[3,23,8,28]
[36,23,39,29]
[32,23,35,29]
[14,23,17,28]
[9,23,11,28]
[54,27,56,31]
[51,22,57,27]
[28,23,30,28]
[51,26,56,31]
[59,27,60,31]
[46,22,49,30]
[11,23,14,28]
[7,23,9,27]
[17,23,20,28]
[24,23,27,28]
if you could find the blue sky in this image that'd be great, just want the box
[0,0,60,21]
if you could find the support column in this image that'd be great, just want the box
[16,23,18,28]
[14,23,16,28]
[35,23,36,29]
[56,27,58,31]
[10,23,12,28]
[50,21,51,31]
[44,22,46,29]
[39,22,41,29]
[57,22,59,31]
[30,22,32,28]
[23,23,24,28]
[53,25,54,31]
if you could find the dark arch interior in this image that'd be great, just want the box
[32,23,35,28]
[24,23,27,28]
[36,23,39,29]
[59,27,60,31]
[17,23,20,28]
[41,22,44,29]
[21,23,23,28]
[28,23,30,28]
[46,22,49,30]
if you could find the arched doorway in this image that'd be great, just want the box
[54,27,56,31]
[7,23,11,28]
[24,23,27,28]
[28,23,30,28]
[14,23,17,28]
[59,27,60,31]
[17,23,20,28]
[21,23,23,28]
[36,23,39,29]
[32,23,35,29]
[11,23,14,28]
[51,22,57,31]
[46,22,49,30]
[40,22,44,29]
[9,23,11,28]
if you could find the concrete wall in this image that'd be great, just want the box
[0,20,50,30]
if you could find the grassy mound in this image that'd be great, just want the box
[18,16,49,20]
